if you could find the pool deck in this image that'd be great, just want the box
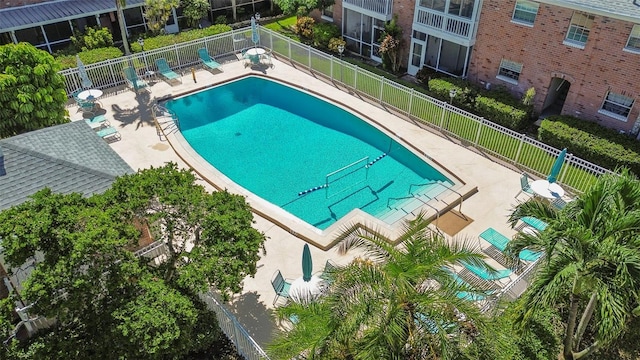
[72,55,531,347]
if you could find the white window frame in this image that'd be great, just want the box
[624,24,640,53]
[598,91,635,122]
[511,0,539,26]
[496,59,523,84]
[321,5,334,21]
[564,11,594,49]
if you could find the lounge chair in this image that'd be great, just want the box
[318,259,338,285]
[462,260,512,282]
[96,126,121,142]
[122,67,148,91]
[480,227,543,266]
[520,216,548,232]
[271,270,292,306]
[197,48,222,72]
[155,58,182,84]
[515,172,534,198]
[85,114,109,130]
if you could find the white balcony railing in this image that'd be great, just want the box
[342,0,393,16]
[415,8,475,39]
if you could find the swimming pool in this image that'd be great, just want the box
[165,76,455,230]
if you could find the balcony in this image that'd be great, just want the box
[342,0,393,17]
[415,8,476,41]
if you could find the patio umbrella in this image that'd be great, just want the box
[76,55,93,89]
[251,16,259,48]
[302,244,312,282]
[547,148,567,184]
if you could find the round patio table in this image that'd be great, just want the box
[530,180,565,199]
[288,275,325,304]
[77,89,103,101]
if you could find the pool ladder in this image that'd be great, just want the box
[152,104,179,137]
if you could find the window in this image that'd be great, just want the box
[625,24,640,52]
[419,0,446,12]
[565,12,594,47]
[412,30,427,41]
[448,0,475,19]
[497,59,523,83]
[512,0,539,25]
[600,91,634,120]
[322,5,334,20]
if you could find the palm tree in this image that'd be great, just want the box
[507,169,640,360]
[116,0,131,55]
[268,212,491,359]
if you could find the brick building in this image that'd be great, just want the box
[468,0,640,134]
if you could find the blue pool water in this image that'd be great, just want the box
[166,76,452,229]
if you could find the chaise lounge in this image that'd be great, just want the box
[197,48,222,72]
[122,66,148,92]
[155,58,182,84]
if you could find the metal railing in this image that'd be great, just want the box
[343,0,393,16]
[415,8,475,39]
[59,26,613,194]
[199,291,270,360]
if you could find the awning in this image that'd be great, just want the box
[0,0,145,33]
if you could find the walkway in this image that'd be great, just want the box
[71,55,529,347]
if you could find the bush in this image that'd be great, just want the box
[539,115,640,175]
[71,27,114,51]
[56,47,124,70]
[293,16,315,40]
[475,95,529,130]
[328,37,346,54]
[129,24,233,52]
[427,77,476,110]
[312,22,340,48]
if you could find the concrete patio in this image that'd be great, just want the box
[70,54,531,347]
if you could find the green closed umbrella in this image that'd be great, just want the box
[302,244,312,281]
[547,148,567,184]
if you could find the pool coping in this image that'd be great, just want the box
[157,73,478,250]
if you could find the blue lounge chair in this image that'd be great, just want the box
[155,58,181,83]
[480,227,543,264]
[85,114,109,129]
[197,48,222,72]
[521,216,548,231]
[122,67,148,91]
[462,261,512,281]
[450,273,487,301]
[96,126,121,142]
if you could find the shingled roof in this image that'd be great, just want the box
[0,121,134,210]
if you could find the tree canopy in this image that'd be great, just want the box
[269,213,492,359]
[0,43,68,139]
[0,163,266,359]
[507,168,640,360]
[144,0,181,34]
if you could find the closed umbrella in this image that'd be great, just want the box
[302,244,312,281]
[251,16,259,48]
[76,55,93,89]
[547,148,567,184]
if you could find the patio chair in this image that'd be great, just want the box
[155,58,182,84]
[96,126,121,142]
[84,114,109,130]
[122,67,148,92]
[271,270,292,306]
[479,227,541,268]
[462,260,512,283]
[515,172,534,199]
[520,216,548,232]
[72,89,96,114]
[197,48,222,72]
[318,259,338,285]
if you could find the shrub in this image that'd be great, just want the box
[293,16,315,39]
[328,37,346,54]
[56,47,124,70]
[312,22,340,48]
[475,95,529,130]
[214,15,228,24]
[71,26,114,51]
[427,77,476,110]
[129,24,232,52]
[539,115,640,175]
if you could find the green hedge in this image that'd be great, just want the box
[538,115,640,175]
[130,24,232,52]
[57,47,124,70]
[428,77,532,130]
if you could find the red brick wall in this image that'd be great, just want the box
[469,0,640,132]
[0,0,51,10]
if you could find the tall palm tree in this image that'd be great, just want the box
[116,0,131,55]
[269,213,491,360]
[507,169,640,360]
